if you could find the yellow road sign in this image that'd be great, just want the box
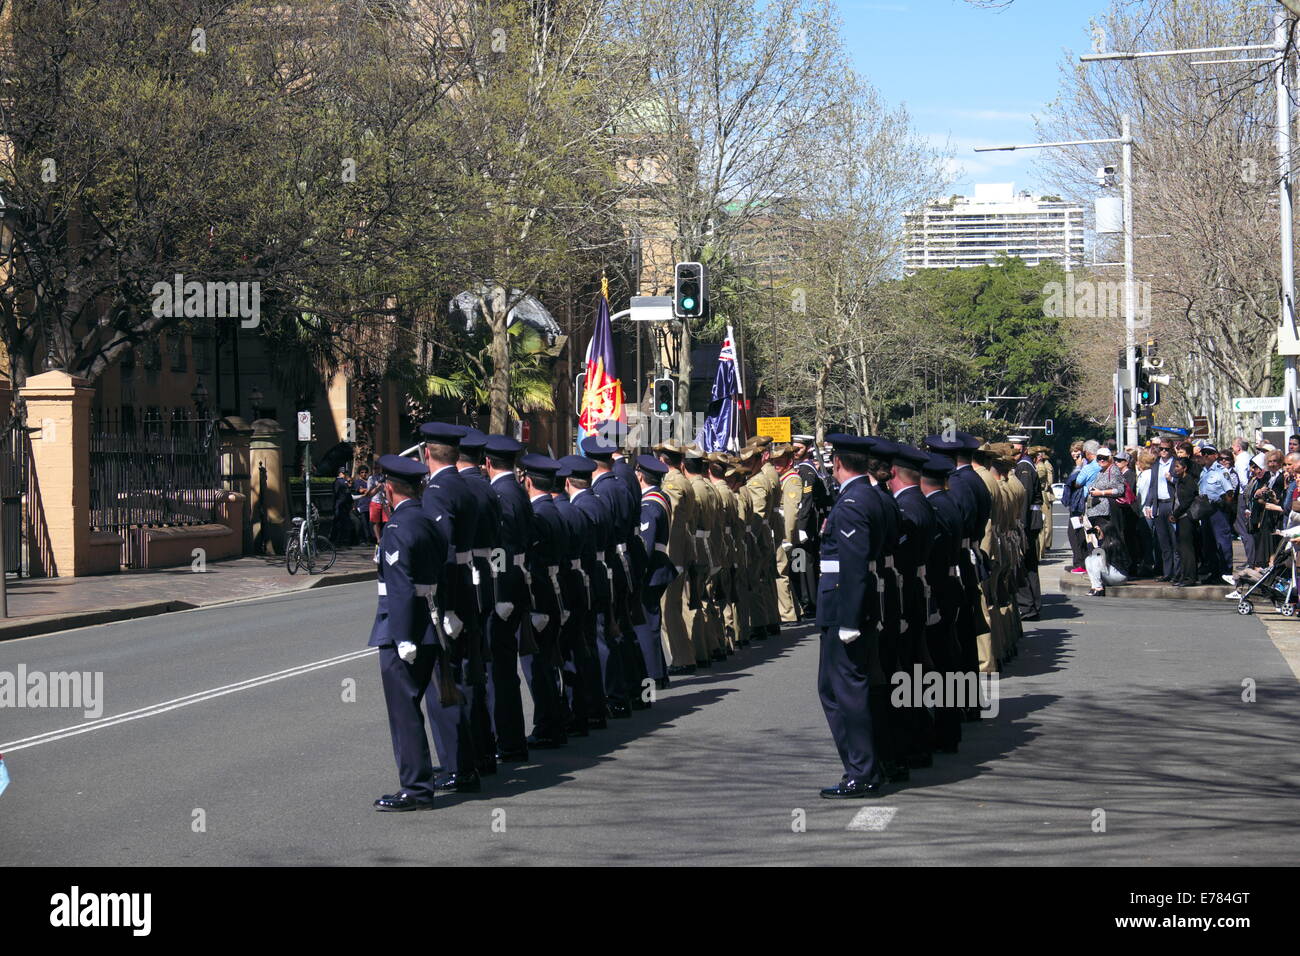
[754,416,791,444]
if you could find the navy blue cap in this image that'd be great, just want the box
[825,433,876,454]
[580,435,617,458]
[556,454,597,479]
[519,452,559,477]
[923,433,965,453]
[635,453,668,476]
[419,422,467,444]
[892,444,930,470]
[377,453,429,482]
[956,431,983,451]
[921,453,955,478]
[869,439,901,460]
[459,427,487,451]
[485,434,523,457]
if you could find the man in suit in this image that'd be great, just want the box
[369,454,444,811]
[518,453,570,749]
[483,434,533,762]
[418,422,482,794]
[816,434,887,799]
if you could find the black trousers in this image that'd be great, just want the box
[1068,516,1088,568]
[1150,500,1179,578]
[818,627,880,782]
[1175,517,1198,585]
[1016,530,1041,616]
[379,643,438,799]
[485,607,527,754]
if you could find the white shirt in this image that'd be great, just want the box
[1234,450,1251,487]
[1155,456,1173,500]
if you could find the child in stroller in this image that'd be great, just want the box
[1231,528,1300,616]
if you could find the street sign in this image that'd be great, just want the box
[1262,410,1286,429]
[297,411,312,441]
[754,416,791,443]
[1232,396,1285,412]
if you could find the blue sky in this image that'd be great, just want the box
[841,0,1113,195]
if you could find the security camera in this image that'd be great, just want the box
[1096,165,1117,187]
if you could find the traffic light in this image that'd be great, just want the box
[1136,342,1161,406]
[1044,419,1054,437]
[653,377,675,418]
[673,261,706,319]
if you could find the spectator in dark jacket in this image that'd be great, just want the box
[1169,456,1199,587]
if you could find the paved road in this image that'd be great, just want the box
[2,552,1298,865]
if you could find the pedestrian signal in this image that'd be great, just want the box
[674,262,706,319]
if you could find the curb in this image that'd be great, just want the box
[1057,571,1235,602]
[0,569,375,642]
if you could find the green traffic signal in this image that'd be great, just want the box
[681,296,695,311]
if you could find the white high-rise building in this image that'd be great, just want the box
[903,183,1085,273]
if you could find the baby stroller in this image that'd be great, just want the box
[1236,547,1299,616]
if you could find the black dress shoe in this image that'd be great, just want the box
[884,763,910,783]
[434,771,482,793]
[587,716,608,730]
[606,699,631,719]
[526,732,567,749]
[374,790,435,811]
[750,630,768,642]
[655,676,670,690]
[476,758,498,776]
[667,664,696,676]
[710,649,726,663]
[564,719,590,738]
[631,695,652,710]
[695,657,712,668]
[767,623,781,636]
[496,748,530,763]
[906,753,933,769]
[820,778,884,799]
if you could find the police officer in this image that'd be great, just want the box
[518,453,570,749]
[369,454,444,811]
[418,422,482,794]
[634,454,676,689]
[816,434,886,798]
[483,435,533,761]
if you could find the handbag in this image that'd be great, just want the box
[1188,494,1214,521]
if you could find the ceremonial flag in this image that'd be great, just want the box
[696,325,739,452]
[577,284,625,444]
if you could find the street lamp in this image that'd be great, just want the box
[976,118,1137,452]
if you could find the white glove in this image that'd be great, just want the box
[442,611,463,638]
[560,610,571,625]
[781,541,793,552]
[798,530,809,543]
[397,641,418,663]
[838,628,860,644]
[530,612,549,631]
[495,601,514,621]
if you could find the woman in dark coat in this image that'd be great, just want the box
[1169,456,1200,587]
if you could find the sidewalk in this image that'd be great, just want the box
[0,545,377,641]
[1056,537,1247,603]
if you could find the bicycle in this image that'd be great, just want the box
[286,503,337,575]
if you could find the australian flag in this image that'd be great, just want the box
[697,326,739,452]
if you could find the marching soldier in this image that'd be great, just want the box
[633,454,676,689]
[971,441,1004,673]
[758,436,785,637]
[1033,446,1056,558]
[557,455,612,726]
[773,443,803,624]
[815,434,886,799]
[723,461,756,647]
[792,435,830,618]
[1009,435,1043,621]
[518,453,570,749]
[707,452,742,651]
[418,422,481,794]
[455,428,504,771]
[992,442,1028,661]
[684,443,725,665]
[483,435,533,762]
[655,439,697,674]
[552,457,597,736]
[919,453,966,753]
[864,439,908,782]
[741,442,778,641]
[369,453,444,812]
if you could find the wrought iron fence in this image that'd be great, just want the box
[89,409,221,569]
[0,418,31,576]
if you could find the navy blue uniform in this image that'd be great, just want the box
[554,490,599,729]
[458,463,502,769]
[925,487,966,751]
[593,467,647,704]
[488,470,533,755]
[869,480,908,771]
[894,483,937,760]
[420,464,481,778]
[522,493,569,738]
[572,484,625,712]
[370,498,447,800]
[633,485,675,682]
[946,462,992,677]
[815,475,884,784]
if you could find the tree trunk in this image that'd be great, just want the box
[814,350,831,444]
[488,286,511,435]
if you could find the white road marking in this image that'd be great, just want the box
[0,648,376,753]
[847,806,898,831]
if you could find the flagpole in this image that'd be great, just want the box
[733,320,749,444]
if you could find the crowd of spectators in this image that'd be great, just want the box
[1060,433,1300,596]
